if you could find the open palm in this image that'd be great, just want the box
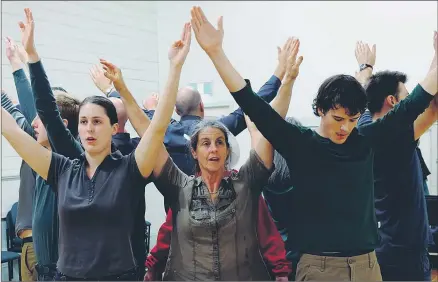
[285,39,304,81]
[190,6,223,54]
[18,8,36,55]
[168,22,191,67]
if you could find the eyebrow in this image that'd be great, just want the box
[80,116,103,119]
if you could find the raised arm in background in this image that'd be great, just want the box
[412,31,438,140]
[190,6,302,161]
[102,22,192,178]
[190,6,274,170]
[5,36,37,124]
[19,8,83,158]
[354,41,376,86]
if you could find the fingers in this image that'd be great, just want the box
[180,22,187,42]
[371,44,376,56]
[25,8,34,23]
[190,7,201,30]
[184,22,192,44]
[277,46,281,56]
[296,56,304,67]
[99,58,116,70]
[196,6,208,24]
[217,16,224,33]
[190,19,199,34]
[18,21,25,31]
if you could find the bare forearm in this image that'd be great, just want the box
[270,80,295,118]
[207,49,246,92]
[356,68,373,86]
[118,87,151,137]
[135,65,182,178]
[148,65,182,132]
[273,64,286,81]
[420,68,438,96]
[2,124,50,180]
[27,51,40,64]
[429,53,437,74]
[10,59,24,73]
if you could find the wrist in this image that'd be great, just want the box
[282,76,296,85]
[274,65,286,81]
[27,51,40,64]
[206,47,225,59]
[9,59,23,73]
[103,86,114,96]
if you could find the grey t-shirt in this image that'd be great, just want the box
[15,161,36,236]
[47,150,150,278]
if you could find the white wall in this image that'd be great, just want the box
[156,0,437,188]
[0,1,163,248]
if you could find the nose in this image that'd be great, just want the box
[209,143,218,153]
[340,123,349,133]
[86,122,94,132]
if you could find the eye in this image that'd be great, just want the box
[217,140,224,145]
[333,117,343,122]
[93,120,101,125]
[80,120,87,124]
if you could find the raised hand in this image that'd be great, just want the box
[5,37,21,63]
[143,93,159,110]
[168,22,192,67]
[434,31,437,53]
[355,41,376,67]
[99,59,126,92]
[18,8,36,57]
[283,38,304,83]
[275,37,296,79]
[90,64,113,95]
[190,6,224,55]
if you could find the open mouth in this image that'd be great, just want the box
[86,137,96,143]
[208,157,220,162]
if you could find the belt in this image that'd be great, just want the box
[306,249,373,257]
[22,236,33,244]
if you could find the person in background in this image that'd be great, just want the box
[356,33,438,281]
[261,116,303,281]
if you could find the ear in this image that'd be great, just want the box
[191,147,197,160]
[199,101,204,114]
[385,95,396,108]
[175,106,182,116]
[112,123,119,135]
[317,108,324,117]
[62,119,68,128]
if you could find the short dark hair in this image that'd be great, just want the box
[79,96,118,125]
[364,71,408,114]
[55,93,80,137]
[312,74,367,117]
[190,120,231,173]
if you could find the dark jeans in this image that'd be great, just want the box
[35,263,57,281]
[54,268,137,281]
[377,249,431,281]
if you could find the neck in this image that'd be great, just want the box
[316,120,329,139]
[200,168,224,193]
[372,108,390,121]
[85,146,111,171]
